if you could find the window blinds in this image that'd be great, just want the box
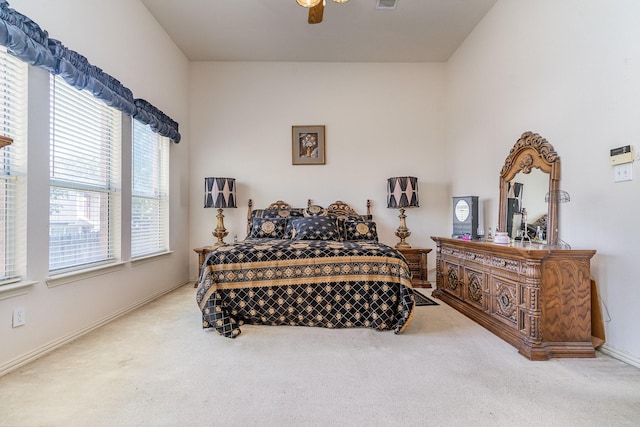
[49,75,121,272]
[131,119,169,258]
[0,47,26,283]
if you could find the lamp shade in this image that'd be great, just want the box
[387,176,419,208]
[204,177,237,209]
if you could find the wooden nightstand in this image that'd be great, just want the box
[396,247,431,288]
[193,246,214,287]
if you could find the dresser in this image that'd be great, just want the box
[431,237,596,360]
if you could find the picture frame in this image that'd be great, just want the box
[292,125,325,165]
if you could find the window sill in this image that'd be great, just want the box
[130,250,173,266]
[0,280,38,301]
[46,261,126,288]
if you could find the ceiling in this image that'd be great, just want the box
[140,0,498,62]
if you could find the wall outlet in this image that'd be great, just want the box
[12,307,26,327]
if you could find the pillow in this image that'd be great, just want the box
[247,217,288,239]
[303,204,328,217]
[289,217,340,241]
[344,220,379,241]
[260,208,304,219]
[331,213,373,240]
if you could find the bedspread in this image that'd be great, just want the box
[195,239,415,338]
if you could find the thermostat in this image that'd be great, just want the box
[610,145,634,165]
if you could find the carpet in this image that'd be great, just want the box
[414,289,438,306]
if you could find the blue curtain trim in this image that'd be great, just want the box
[134,98,181,143]
[0,0,181,143]
[49,39,137,117]
[0,1,56,70]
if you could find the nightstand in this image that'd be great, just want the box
[396,247,431,288]
[193,246,214,287]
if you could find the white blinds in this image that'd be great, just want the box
[49,75,121,272]
[0,47,27,284]
[131,119,169,258]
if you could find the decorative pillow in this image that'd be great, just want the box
[247,217,288,239]
[344,220,379,241]
[250,208,303,220]
[289,217,340,241]
[331,214,373,240]
[303,204,328,217]
[260,209,304,219]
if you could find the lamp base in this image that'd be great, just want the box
[394,208,412,249]
[211,208,229,248]
[395,240,411,249]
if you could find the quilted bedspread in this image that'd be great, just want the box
[196,239,415,338]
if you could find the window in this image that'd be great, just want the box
[131,119,169,258]
[0,47,27,284]
[49,75,121,272]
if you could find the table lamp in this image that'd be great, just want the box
[204,177,237,247]
[387,176,419,248]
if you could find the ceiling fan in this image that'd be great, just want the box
[296,0,350,25]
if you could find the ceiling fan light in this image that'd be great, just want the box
[296,0,322,7]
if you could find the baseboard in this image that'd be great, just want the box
[598,344,640,369]
[0,280,189,378]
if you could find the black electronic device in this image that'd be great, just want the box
[452,196,479,239]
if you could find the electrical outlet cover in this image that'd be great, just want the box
[12,307,26,327]
[614,163,633,182]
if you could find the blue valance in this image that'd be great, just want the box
[48,39,137,117]
[0,0,56,70]
[0,0,181,143]
[134,99,181,143]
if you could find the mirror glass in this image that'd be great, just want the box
[506,168,548,238]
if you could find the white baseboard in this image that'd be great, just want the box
[598,344,640,369]
[0,281,189,378]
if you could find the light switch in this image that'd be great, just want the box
[614,163,633,182]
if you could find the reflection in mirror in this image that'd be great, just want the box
[506,169,548,239]
[498,132,560,246]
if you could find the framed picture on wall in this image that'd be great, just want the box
[292,125,325,165]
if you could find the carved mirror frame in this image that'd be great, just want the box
[498,132,560,245]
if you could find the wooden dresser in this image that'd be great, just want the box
[431,237,596,360]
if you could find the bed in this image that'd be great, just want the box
[195,200,415,338]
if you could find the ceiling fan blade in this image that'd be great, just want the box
[308,2,324,24]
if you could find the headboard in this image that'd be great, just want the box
[246,199,372,234]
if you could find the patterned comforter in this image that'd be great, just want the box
[196,239,415,338]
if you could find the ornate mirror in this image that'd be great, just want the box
[498,131,560,245]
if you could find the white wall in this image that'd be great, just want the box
[189,62,449,278]
[0,0,191,374]
[446,0,640,364]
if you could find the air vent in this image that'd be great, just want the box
[376,0,397,10]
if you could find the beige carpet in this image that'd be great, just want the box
[1,284,639,426]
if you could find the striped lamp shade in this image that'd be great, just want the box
[387,176,419,208]
[204,177,237,209]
